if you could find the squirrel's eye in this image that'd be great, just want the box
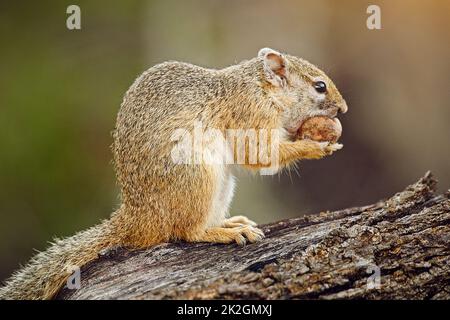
[313,81,327,94]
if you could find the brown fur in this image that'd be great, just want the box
[0,48,347,299]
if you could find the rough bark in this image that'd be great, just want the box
[57,172,450,300]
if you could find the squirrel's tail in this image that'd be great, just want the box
[0,218,120,300]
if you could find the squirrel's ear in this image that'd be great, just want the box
[258,48,288,87]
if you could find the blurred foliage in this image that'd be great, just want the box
[0,0,449,281]
[0,1,144,279]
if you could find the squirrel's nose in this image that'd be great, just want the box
[338,101,348,114]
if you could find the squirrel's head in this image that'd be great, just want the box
[258,48,348,137]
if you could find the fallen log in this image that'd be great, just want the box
[57,172,450,300]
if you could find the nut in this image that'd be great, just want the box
[298,116,342,143]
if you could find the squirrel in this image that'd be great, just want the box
[0,48,347,300]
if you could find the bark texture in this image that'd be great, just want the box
[57,172,450,300]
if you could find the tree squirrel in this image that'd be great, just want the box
[0,48,347,300]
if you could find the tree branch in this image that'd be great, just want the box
[57,172,450,300]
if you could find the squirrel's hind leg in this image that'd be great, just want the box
[187,225,264,245]
[179,166,264,245]
[223,215,257,227]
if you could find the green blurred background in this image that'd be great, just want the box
[1,0,449,282]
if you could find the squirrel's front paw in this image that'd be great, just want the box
[322,142,343,155]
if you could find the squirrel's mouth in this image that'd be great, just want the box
[285,124,301,135]
[284,119,308,141]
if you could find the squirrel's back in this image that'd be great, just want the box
[113,61,223,159]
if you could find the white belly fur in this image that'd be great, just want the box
[206,165,236,228]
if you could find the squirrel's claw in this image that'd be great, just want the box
[321,142,343,155]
